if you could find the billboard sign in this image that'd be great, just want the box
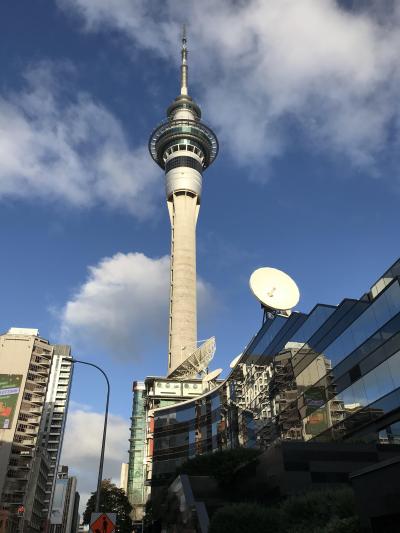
[0,374,23,429]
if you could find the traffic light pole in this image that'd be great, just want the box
[70,359,110,513]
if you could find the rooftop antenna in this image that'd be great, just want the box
[181,24,188,96]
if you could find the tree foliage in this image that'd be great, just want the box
[209,503,280,533]
[83,479,133,533]
[177,447,261,488]
[209,488,361,533]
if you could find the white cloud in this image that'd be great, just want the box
[0,62,159,216]
[58,0,400,175]
[60,404,129,512]
[59,252,214,360]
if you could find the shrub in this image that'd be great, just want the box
[322,516,361,533]
[279,487,357,532]
[178,447,261,488]
[209,503,280,533]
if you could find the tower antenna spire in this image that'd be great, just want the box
[180,24,188,96]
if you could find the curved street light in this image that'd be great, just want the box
[70,358,110,513]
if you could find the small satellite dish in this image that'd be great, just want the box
[230,354,242,368]
[249,267,300,311]
[203,368,222,382]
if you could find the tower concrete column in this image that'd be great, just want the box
[168,191,199,373]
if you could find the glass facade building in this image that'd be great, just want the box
[150,384,230,486]
[147,259,400,488]
[127,382,146,523]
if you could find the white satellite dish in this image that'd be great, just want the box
[169,337,216,379]
[203,368,223,382]
[230,354,242,368]
[249,267,300,311]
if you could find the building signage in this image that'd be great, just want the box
[0,374,23,429]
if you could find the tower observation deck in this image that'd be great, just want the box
[149,30,219,377]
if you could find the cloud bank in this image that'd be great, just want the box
[60,252,214,360]
[0,63,158,216]
[59,0,400,175]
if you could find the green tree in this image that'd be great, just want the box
[178,447,261,489]
[208,488,361,533]
[83,479,133,533]
[209,503,280,533]
[279,487,358,532]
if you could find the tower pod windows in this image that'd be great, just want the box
[163,142,204,163]
[165,156,203,174]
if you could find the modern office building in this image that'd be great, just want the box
[49,466,80,533]
[147,258,400,488]
[127,382,146,522]
[0,329,73,533]
[127,378,212,522]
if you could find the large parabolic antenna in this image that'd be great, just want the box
[168,337,216,380]
[249,267,300,312]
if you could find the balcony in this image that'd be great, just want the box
[16,425,39,437]
[6,469,29,481]
[23,392,45,406]
[1,493,25,505]
[14,435,36,447]
[19,404,43,418]
[28,364,49,377]
[3,479,28,493]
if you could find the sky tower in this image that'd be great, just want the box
[149,30,219,377]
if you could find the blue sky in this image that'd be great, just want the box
[1,0,399,504]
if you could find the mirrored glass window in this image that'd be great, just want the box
[387,350,400,388]
[326,281,400,368]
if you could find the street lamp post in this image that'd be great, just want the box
[70,358,110,513]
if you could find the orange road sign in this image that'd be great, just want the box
[90,513,116,533]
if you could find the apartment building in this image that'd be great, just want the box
[40,346,73,518]
[0,329,73,533]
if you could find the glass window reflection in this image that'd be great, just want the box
[326,281,400,368]
[306,349,400,439]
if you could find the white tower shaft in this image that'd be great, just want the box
[168,191,199,374]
